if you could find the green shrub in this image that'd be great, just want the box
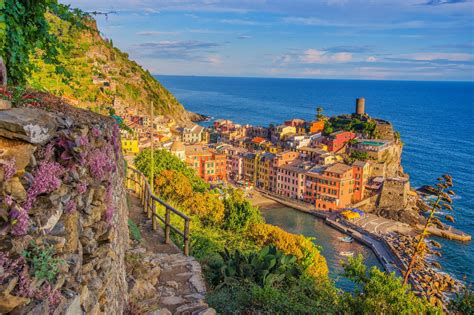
[22,242,63,282]
[207,277,340,315]
[128,219,142,242]
[209,245,300,288]
[449,286,474,315]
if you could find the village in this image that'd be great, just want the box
[118,98,412,217]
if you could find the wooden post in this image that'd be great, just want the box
[184,220,190,256]
[164,208,170,244]
[152,200,158,230]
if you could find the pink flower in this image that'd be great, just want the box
[76,181,87,194]
[65,200,76,214]
[23,161,64,213]
[1,158,16,181]
[91,127,101,138]
[10,205,30,236]
[87,146,115,182]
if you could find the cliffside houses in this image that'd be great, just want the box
[118,98,404,211]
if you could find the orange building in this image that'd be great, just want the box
[305,163,354,211]
[352,160,370,202]
[308,120,325,133]
[185,145,226,182]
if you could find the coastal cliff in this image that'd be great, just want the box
[0,93,128,313]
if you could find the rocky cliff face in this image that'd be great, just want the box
[0,92,128,314]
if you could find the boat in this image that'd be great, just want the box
[339,251,354,257]
[338,236,354,243]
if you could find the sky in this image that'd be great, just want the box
[62,0,474,81]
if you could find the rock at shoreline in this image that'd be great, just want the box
[187,111,210,122]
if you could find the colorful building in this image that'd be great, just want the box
[121,139,139,155]
[276,160,313,200]
[308,120,325,133]
[185,145,226,182]
[170,140,185,161]
[305,163,354,211]
[224,146,246,180]
[352,160,370,202]
[322,131,356,153]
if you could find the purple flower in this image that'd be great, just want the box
[40,142,55,161]
[112,124,121,160]
[77,135,89,147]
[86,146,115,181]
[4,195,13,207]
[23,161,64,212]
[9,206,29,236]
[1,158,16,181]
[91,127,101,138]
[65,200,76,214]
[76,181,88,194]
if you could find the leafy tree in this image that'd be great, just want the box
[135,148,209,192]
[184,191,225,226]
[154,170,194,204]
[0,0,87,85]
[341,254,440,314]
[350,151,370,161]
[222,189,263,231]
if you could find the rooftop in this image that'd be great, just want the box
[324,163,353,174]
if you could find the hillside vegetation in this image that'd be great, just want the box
[28,14,186,119]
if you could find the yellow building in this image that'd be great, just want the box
[256,153,275,191]
[121,139,139,155]
[276,125,296,140]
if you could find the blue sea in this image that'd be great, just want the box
[156,75,474,284]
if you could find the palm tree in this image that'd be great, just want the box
[403,175,455,286]
[316,107,324,120]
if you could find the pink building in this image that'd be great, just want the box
[224,146,246,180]
[276,160,314,200]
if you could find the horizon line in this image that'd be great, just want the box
[152,73,474,83]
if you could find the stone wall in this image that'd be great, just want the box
[0,93,128,314]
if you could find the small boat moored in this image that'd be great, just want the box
[339,251,354,257]
[338,236,354,243]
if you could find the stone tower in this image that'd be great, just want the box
[356,98,365,115]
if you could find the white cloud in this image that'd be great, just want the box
[366,56,377,62]
[300,49,352,64]
[206,55,222,65]
[401,52,473,61]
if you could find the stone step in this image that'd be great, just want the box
[174,302,208,315]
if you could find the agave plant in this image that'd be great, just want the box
[215,245,300,288]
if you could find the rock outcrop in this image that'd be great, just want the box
[0,94,129,314]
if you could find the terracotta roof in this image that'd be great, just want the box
[252,137,267,144]
[324,163,352,174]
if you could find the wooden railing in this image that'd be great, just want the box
[126,166,191,255]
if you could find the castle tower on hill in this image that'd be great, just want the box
[355,98,365,115]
